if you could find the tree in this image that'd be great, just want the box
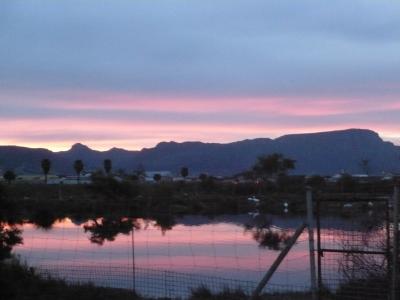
[41,158,51,184]
[0,224,22,260]
[153,174,162,182]
[3,170,16,184]
[103,159,112,176]
[180,167,189,179]
[73,160,84,184]
[252,153,296,178]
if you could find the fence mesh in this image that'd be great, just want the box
[13,213,313,299]
[33,264,311,299]
[6,191,398,299]
[316,197,391,300]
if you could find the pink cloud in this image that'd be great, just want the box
[39,92,394,117]
[0,88,399,150]
[6,88,399,117]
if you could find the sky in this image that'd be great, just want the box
[0,0,399,151]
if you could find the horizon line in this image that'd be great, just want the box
[1,128,398,152]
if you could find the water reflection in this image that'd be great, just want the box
[152,214,176,235]
[244,215,291,250]
[31,208,58,230]
[83,217,141,245]
[7,212,390,294]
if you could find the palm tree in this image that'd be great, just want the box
[3,170,16,184]
[180,167,189,179]
[73,160,84,184]
[41,158,51,184]
[103,159,112,176]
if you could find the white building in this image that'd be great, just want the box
[144,171,172,182]
[61,173,92,185]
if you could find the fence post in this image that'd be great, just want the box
[131,226,135,292]
[392,184,399,300]
[306,187,317,300]
[316,196,322,300]
[252,223,307,298]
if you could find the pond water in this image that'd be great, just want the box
[11,213,386,298]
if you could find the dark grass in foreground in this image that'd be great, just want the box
[0,260,312,300]
[0,260,141,300]
[190,286,311,300]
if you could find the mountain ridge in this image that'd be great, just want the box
[0,129,399,176]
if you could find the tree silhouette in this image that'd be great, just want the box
[0,223,22,260]
[252,153,295,179]
[103,159,112,176]
[153,174,162,182]
[180,167,189,179]
[83,217,140,245]
[41,158,51,184]
[73,160,84,184]
[3,170,16,184]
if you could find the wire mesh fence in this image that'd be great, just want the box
[5,188,399,300]
[316,196,392,300]
[12,212,314,299]
[31,263,313,299]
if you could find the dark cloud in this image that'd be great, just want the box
[1,0,400,97]
[0,0,399,149]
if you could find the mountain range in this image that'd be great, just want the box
[0,129,399,176]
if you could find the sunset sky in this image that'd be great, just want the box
[1,0,399,151]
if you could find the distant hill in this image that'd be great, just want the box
[0,129,399,176]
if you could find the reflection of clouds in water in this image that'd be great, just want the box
[12,216,311,286]
[11,214,386,292]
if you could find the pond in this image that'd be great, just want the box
[11,213,386,298]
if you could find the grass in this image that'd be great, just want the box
[0,254,385,300]
[189,286,312,300]
[0,259,314,300]
[0,259,142,300]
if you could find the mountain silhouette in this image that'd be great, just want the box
[0,129,399,176]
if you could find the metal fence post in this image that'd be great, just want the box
[316,196,322,300]
[131,226,136,294]
[392,184,399,300]
[252,223,307,298]
[307,187,317,300]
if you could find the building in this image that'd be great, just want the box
[144,171,172,182]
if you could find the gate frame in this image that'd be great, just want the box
[315,194,391,300]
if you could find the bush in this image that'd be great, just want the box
[0,260,141,300]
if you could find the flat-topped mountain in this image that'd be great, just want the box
[0,129,399,176]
